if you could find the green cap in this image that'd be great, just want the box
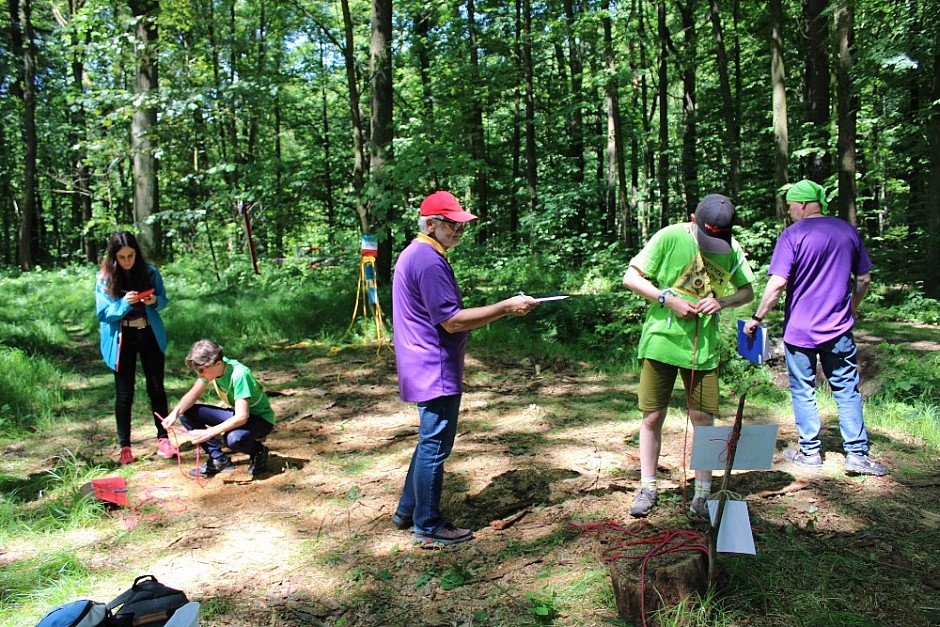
[786,180,828,213]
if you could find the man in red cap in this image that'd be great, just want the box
[391,191,539,546]
[622,194,755,519]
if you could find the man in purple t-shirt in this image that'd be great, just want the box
[391,191,539,546]
[745,180,887,476]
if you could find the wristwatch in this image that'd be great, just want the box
[751,313,764,322]
[658,290,670,307]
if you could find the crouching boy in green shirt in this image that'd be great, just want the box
[162,339,275,478]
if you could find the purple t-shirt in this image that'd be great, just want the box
[392,238,468,403]
[768,216,872,348]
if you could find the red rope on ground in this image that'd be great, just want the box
[156,412,208,488]
[680,316,702,514]
[571,521,709,627]
[120,485,189,530]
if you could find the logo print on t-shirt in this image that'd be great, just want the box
[674,252,733,299]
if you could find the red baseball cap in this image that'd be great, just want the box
[419,191,479,223]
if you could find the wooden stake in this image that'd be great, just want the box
[708,393,746,587]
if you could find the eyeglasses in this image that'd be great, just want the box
[432,217,467,232]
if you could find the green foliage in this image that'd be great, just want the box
[525,590,558,624]
[0,347,65,433]
[869,340,940,404]
[865,285,940,326]
[0,549,93,609]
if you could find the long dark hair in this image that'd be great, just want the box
[100,231,153,298]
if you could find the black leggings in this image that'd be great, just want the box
[113,325,169,446]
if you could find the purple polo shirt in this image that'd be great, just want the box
[768,215,872,348]
[391,238,468,403]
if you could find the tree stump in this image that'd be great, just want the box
[608,550,708,625]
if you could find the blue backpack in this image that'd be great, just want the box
[35,600,110,627]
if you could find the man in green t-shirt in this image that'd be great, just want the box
[622,194,755,518]
[162,339,275,478]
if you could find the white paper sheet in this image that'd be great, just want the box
[709,499,756,554]
[690,424,779,471]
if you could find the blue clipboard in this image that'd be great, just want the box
[737,319,771,365]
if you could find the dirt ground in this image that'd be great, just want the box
[17,332,940,626]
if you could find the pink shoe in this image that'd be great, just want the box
[156,438,179,459]
[119,446,136,465]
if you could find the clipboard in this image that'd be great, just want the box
[737,319,770,365]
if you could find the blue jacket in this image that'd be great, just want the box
[96,264,168,371]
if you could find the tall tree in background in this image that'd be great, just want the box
[709,0,741,198]
[656,1,668,228]
[369,0,393,279]
[927,23,940,299]
[770,0,789,221]
[128,0,161,259]
[601,0,629,245]
[562,0,585,234]
[677,0,698,217]
[834,0,857,225]
[10,0,38,270]
[803,0,830,182]
[522,0,537,214]
[467,0,488,235]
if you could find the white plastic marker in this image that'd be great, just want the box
[533,295,569,302]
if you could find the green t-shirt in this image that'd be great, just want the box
[629,223,755,370]
[207,357,276,425]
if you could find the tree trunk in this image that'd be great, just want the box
[926,23,940,299]
[369,0,394,282]
[834,0,857,225]
[804,0,830,183]
[523,0,537,214]
[657,1,669,228]
[602,0,630,246]
[128,0,161,260]
[511,0,523,236]
[319,45,336,247]
[467,0,489,238]
[340,0,368,237]
[68,0,95,262]
[678,0,699,218]
[412,9,437,188]
[770,0,789,222]
[14,0,38,270]
[563,0,585,235]
[709,0,741,198]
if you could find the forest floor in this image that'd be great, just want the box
[7,324,940,626]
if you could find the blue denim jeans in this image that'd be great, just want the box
[396,395,461,535]
[784,332,869,455]
[179,404,273,460]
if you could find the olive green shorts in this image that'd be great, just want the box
[637,358,719,414]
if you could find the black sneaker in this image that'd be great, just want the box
[189,455,235,478]
[783,448,822,469]
[248,445,270,476]
[391,513,413,529]
[844,452,888,476]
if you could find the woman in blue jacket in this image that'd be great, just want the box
[96,231,177,464]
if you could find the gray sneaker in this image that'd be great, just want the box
[629,486,658,518]
[844,453,888,477]
[783,448,822,469]
[412,523,473,547]
[687,495,709,518]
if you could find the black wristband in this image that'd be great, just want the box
[751,313,764,322]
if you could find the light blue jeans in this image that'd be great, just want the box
[784,332,869,455]
[396,395,462,535]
